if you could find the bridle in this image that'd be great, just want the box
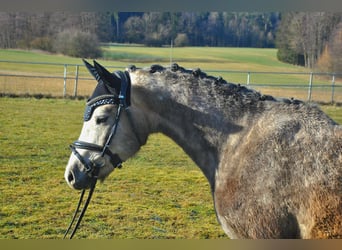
[69,95,125,176]
[64,70,131,239]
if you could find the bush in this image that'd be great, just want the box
[277,46,305,66]
[53,29,102,58]
[30,37,54,52]
[174,33,189,47]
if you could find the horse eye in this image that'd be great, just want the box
[96,117,109,124]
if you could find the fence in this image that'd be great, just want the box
[0,60,341,104]
[0,60,121,98]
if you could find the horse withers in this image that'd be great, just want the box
[65,60,341,239]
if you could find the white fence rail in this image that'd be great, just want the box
[0,60,341,103]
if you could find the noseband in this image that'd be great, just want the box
[64,70,131,239]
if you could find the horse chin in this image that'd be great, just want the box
[96,165,115,182]
[97,176,107,183]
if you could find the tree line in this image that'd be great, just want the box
[0,12,341,72]
[122,12,280,48]
[0,12,280,48]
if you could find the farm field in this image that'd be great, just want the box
[0,97,341,239]
[0,47,308,72]
[0,47,309,81]
[1,47,341,103]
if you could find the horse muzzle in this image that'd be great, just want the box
[66,140,122,190]
[65,144,103,190]
[65,165,95,190]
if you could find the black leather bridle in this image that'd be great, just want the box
[64,69,131,239]
[69,95,124,177]
[70,69,131,176]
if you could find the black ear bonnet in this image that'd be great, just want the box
[83,60,131,121]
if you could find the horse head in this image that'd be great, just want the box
[65,60,142,190]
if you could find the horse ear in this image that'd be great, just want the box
[93,60,121,94]
[83,59,101,82]
[82,59,121,95]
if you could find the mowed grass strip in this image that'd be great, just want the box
[0,97,226,239]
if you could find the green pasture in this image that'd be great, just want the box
[102,46,307,72]
[1,47,341,103]
[0,97,226,239]
[1,46,309,73]
[0,97,341,239]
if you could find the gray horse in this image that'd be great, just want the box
[65,61,341,239]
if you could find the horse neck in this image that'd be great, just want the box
[131,77,250,190]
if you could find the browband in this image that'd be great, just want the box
[84,95,119,121]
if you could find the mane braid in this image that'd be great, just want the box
[131,63,301,105]
[166,63,274,104]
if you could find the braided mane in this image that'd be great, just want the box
[128,63,302,105]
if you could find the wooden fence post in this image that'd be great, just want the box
[63,64,67,98]
[307,72,313,102]
[247,72,250,85]
[73,65,79,98]
[331,73,336,104]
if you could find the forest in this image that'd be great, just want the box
[0,12,341,71]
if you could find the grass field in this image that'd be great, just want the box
[0,97,227,239]
[0,98,341,239]
[1,47,342,239]
[0,97,341,239]
[1,47,341,103]
[0,47,309,75]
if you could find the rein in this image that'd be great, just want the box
[63,68,131,239]
[63,176,97,239]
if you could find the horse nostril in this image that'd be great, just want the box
[67,171,74,183]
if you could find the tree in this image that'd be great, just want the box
[124,16,145,43]
[53,29,102,58]
[174,33,189,47]
[276,12,341,68]
[141,12,172,46]
[276,13,305,65]
[93,12,116,42]
[329,23,342,72]
[317,22,342,72]
[0,12,16,48]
